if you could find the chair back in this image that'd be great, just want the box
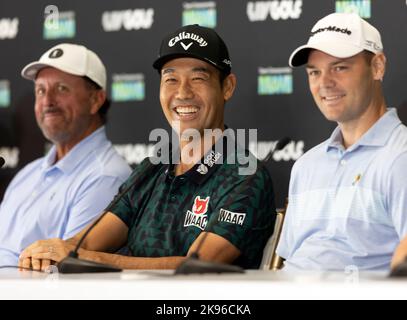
[260,206,286,271]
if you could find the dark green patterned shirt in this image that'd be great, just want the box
[111,137,276,269]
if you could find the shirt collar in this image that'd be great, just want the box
[165,127,236,185]
[326,108,401,152]
[41,126,107,174]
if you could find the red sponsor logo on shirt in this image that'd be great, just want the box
[192,196,210,215]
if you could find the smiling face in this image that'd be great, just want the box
[159,57,235,136]
[306,50,379,126]
[34,67,101,146]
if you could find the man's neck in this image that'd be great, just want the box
[339,100,387,149]
[175,128,224,176]
[54,121,102,163]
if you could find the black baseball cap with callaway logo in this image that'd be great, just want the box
[153,24,232,75]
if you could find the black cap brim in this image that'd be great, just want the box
[153,53,230,74]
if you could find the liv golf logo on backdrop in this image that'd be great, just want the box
[183,2,217,27]
[102,8,154,31]
[247,0,302,21]
[258,67,293,95]
[114,144,155,165]
[43,6,76,40]
[336,0,371,18]
[250,140,304,162]
[111,74,145,102]
[0,17,19,39]
[0,80,10,108]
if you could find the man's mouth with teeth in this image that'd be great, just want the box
[174,106,199,115]
[322,94,345,101]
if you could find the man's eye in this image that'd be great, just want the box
[334,66,347,72]
[57,84,68,92]
[35,88,45,96]
[308,70,319,77]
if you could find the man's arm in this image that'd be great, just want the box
[19,212,128,271]
[388,152,407,270]
[66,212,128,252]
[62,176,129,239]
[20,229,240,271]
[73,232,240,270]
[391,237,407,270]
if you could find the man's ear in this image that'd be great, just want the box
[222,73,237,102]
[90,90,106,115]
[372,53,386,81]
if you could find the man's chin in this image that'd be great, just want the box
[319,108,343,123]
[323,115,341,123]
[42,129,69,144]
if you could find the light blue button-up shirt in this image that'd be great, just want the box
[277,109,407,271]
[0,126,131,266]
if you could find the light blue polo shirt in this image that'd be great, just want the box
[0,126,131,266]
[277,108,407,271]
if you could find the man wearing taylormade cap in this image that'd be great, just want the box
[0,43,131,269]
[277,13,407,272]
[20,26,276,271]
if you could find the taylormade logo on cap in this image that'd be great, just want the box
[168,31,208,48]
[288,12,383,67]
[310,26,352,37]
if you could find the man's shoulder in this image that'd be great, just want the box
[216,147,272,185]
[387,123,407,150]
[368,123,407,171]
[124,156,162,182]
[382,126,407,173]
[2,157,45,194]
[12,157,44,178]
[291,139,329,170]
[86,142,131,180]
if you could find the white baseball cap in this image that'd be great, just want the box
[289,13,383,67]
[21,43,107,90]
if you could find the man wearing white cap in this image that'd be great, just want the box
[277,13,407,271]
[0,43,131,267]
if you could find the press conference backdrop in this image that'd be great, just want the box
[0,0,406,207]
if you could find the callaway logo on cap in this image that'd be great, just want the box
[21,43,107,90]
[153,24,232,74]
[289,13,383,67]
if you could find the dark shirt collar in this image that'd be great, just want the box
[164,127,235,185]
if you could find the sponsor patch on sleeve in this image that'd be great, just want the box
[218,208,246,226]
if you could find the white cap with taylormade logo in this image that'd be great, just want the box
[21,43,107,90]
[289,13,383,67]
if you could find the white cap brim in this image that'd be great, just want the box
[21,61,88,82]
[289,41,365,67]
[21,43,107,90]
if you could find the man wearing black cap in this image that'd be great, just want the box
[20,25,276,271]
[276,13,407,272]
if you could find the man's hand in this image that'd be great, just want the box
[391,237,407,270]
[18,238,76,272]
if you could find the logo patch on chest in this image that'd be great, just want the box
[184,196,210,230]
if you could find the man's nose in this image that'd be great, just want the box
[175,79,194,100]
[319,71,335,89]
